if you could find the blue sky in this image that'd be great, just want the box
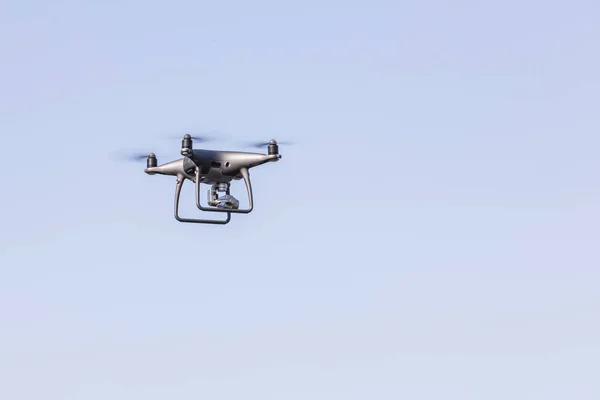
[1,0,599,398]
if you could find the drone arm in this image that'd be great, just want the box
[174,176,231,224]
[195,167,254,214]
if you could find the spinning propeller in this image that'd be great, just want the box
[165,133,222,143]
[244,140,295,148]
[116,133,295,163]
[121,152,156,161]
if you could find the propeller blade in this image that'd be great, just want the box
[167,131,230,143]
[128,153,152,161]
[245,140,295,148]
[187,135,216,143]
[114,151,157,162]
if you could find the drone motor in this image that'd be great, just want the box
[147,153,157,169]
[268,140,278,156]
[181,134,193,157]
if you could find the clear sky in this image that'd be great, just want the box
[1,0,599,398]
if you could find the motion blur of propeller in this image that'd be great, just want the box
[114,151,164,164]
[166,131,228,143]
[121,152,155,161]
[245,140,295,148]
[169,135,214,142]
[115,134,294,164]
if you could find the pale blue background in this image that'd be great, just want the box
[1,0,599,399]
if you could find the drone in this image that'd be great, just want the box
[130,134,284,225]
